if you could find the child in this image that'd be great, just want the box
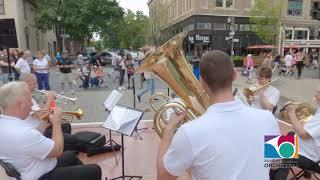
[90,66,100,88]
[96,66,105,85]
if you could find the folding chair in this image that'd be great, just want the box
[289,160,320,180]
[0,159,21,180]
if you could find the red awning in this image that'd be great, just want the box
[284,44,300,49]
[247,45,277,49]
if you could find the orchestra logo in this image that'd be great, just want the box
[264,135,298,159]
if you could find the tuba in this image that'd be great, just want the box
[279,101,316,123]
[136,31,210,137]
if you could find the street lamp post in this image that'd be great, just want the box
[57,16,62,53]
[227,16,235,58]
[57,0,63,53]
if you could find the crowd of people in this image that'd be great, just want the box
[244,50,319,83]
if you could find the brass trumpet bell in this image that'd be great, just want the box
[33,108,84,122]
[279,101,316,123]
[63,108,84,120]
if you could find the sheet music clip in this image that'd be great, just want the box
[103,105,144,180]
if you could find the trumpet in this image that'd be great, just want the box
[243,77,283,102]
[35,89,77,104]
[33,108,84,122]
[279,101,316,123]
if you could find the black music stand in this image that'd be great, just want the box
[132,74,147,140]
[104,109,121,165]
[103,90,123,165]
[102,105,144,180]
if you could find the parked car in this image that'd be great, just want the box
[100,51,115,66]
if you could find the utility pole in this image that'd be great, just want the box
[227,16,235,59]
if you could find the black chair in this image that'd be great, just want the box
[289,160,320,180]
[0,159,21,180]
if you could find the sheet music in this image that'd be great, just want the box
[102,105,143,136]
[104,90,122,111]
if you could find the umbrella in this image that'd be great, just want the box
[284,44,300,49]
[247,45,277,49]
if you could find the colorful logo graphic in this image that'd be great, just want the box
[264,135,298,159]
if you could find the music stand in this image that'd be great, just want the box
[132,73,147,140]
[102,105,144,180]
[103,90,123,165]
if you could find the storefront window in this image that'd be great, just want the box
[183,24,195,31]
[294,30,308,40]
[214,23,226,30]
[216,0,223,7]
[197,23,212,30]
[226,0,233,8]
[287,0,303,16]
[284,29,293,39]
[239,24,250,31]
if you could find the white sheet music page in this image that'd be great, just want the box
[102,106,143,135]
[104,90,122,111]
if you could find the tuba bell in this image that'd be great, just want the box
[279,101,316,123]
[136,31,210,137]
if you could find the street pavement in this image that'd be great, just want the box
[0,65,319,123]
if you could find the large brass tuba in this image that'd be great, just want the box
[135,32,210,137]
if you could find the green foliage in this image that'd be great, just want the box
[89,40,103,52]
[102,10,150,49]
[249,0,283,44]
[233,56,242,61]
[35,0,124,44]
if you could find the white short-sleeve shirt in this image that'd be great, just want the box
[33,58,49,74]
[285,54,292,67]
[25,98,41,128]
[15,58,31,73]
[251,86,280,110]
[299,109,320,162]
[163,100,280,180]
[0,115,57,180]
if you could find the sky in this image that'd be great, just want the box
[118,0,149,16]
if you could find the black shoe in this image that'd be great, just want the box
[154,98,159,101]
[137,95,141,103]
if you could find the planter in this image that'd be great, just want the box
[233,60,243,67]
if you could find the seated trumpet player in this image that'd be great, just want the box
[248,66,280,112]
[270,84,320,179]
[0,81,102,180]
[157,50,280,179]
[19,73,71,137]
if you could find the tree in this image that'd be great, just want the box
[34,0,124,50]
[249,0,284,44]
[102,10,150,50]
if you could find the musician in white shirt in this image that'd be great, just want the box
[249,66,280,112]
[0,81,102,180]
[157,50,280,180]
[270,84,320,180]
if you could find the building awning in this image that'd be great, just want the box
[247,45,277,49]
